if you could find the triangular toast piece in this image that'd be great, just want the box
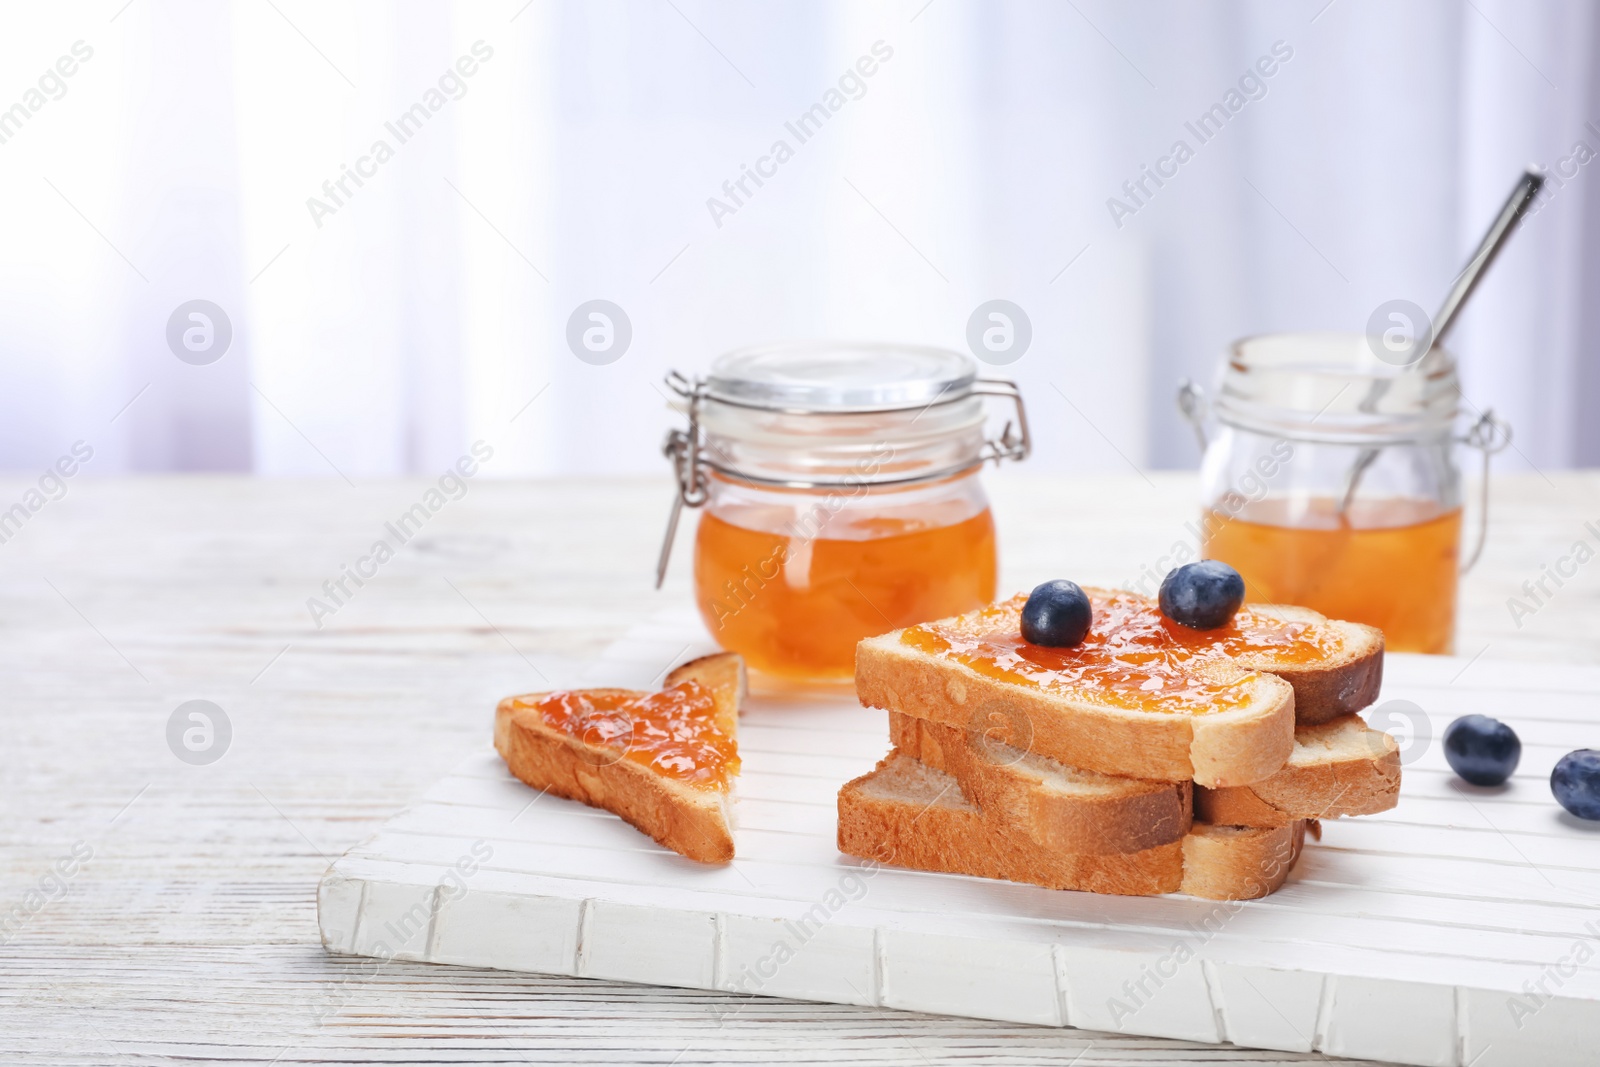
[856,589,1382,787]
[1195,714,1401,826]
[836,753,1306,901]
[494,652,746,864]
[887,711,1191,853]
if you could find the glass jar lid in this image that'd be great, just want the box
[1213,332,1461,445]
[705,342,978,412]
[656,342,1030,586]
[694,343,986,488]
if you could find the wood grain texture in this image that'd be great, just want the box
[4,470,1598,1066]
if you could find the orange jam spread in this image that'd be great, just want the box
[900,590,1344,714]
[1204,496,1460,654]
[517,681,739,790]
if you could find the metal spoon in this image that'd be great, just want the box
[1336,167,1545,514]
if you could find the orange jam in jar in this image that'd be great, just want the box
[516,681,739,789]
[1182,332,1507,655]
[695,477,997,679]
[1204,497,1461,655]
[660,343,1029,680]
[902,589,1343,714]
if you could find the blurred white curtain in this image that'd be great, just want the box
[0,0,1595,476]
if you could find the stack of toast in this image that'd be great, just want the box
[838,589,1401,900]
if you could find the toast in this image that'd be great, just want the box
[857,591,1291,787]
[837,753,1185,896]
[1195,714,1401,827]
[856,589,1382,787]
[837,753,1305,901]
[887,711,1191,853]
[494,652,747,864]
[1180,821,1305,900]
[1244,605,1385,726]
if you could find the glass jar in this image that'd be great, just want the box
[658,343,1030,680]
[1179,332,1509,655]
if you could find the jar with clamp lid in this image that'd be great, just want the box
[658,342,1031,681]
[1178,332,1510,654]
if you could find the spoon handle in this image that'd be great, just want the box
[1431,167,1545,346]
[1335,167,1543,517]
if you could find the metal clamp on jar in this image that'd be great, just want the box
[657,342,1030,680]
[1178,333,1510,654]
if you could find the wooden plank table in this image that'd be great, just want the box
[4,470,1598,1066]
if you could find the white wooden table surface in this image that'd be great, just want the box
[4,469,1599,1066]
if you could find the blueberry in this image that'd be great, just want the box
[1021,580,1092,648]
[1158,560,1246,630]
[1552,750,1600,820]
[1443,715,1521,786]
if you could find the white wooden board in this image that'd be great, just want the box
[318,610,1600,1067]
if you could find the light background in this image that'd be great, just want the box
[1,0,1596,479]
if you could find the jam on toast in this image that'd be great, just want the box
[856,588,1383,788]
[494,652,746,864]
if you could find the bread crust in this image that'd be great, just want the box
[837,754,1184,896]
[666,652,746,737]
[1246,613,1385,726]
[856,631,1294,788]
[888,712,1192,853]
[1179,821,1305,901]
[1194,715,1401,825]
[1193,785,1296,828]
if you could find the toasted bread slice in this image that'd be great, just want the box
[857,589,1383,786]
[1195,714,1401,827]
[857,593,1295,788]
[1244,605,1384,726]
[887,711,1191,853]
[837,754,1306,900]
[494,652,746,864]
[1180,821,1306,901]
[836,753,1185,896]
